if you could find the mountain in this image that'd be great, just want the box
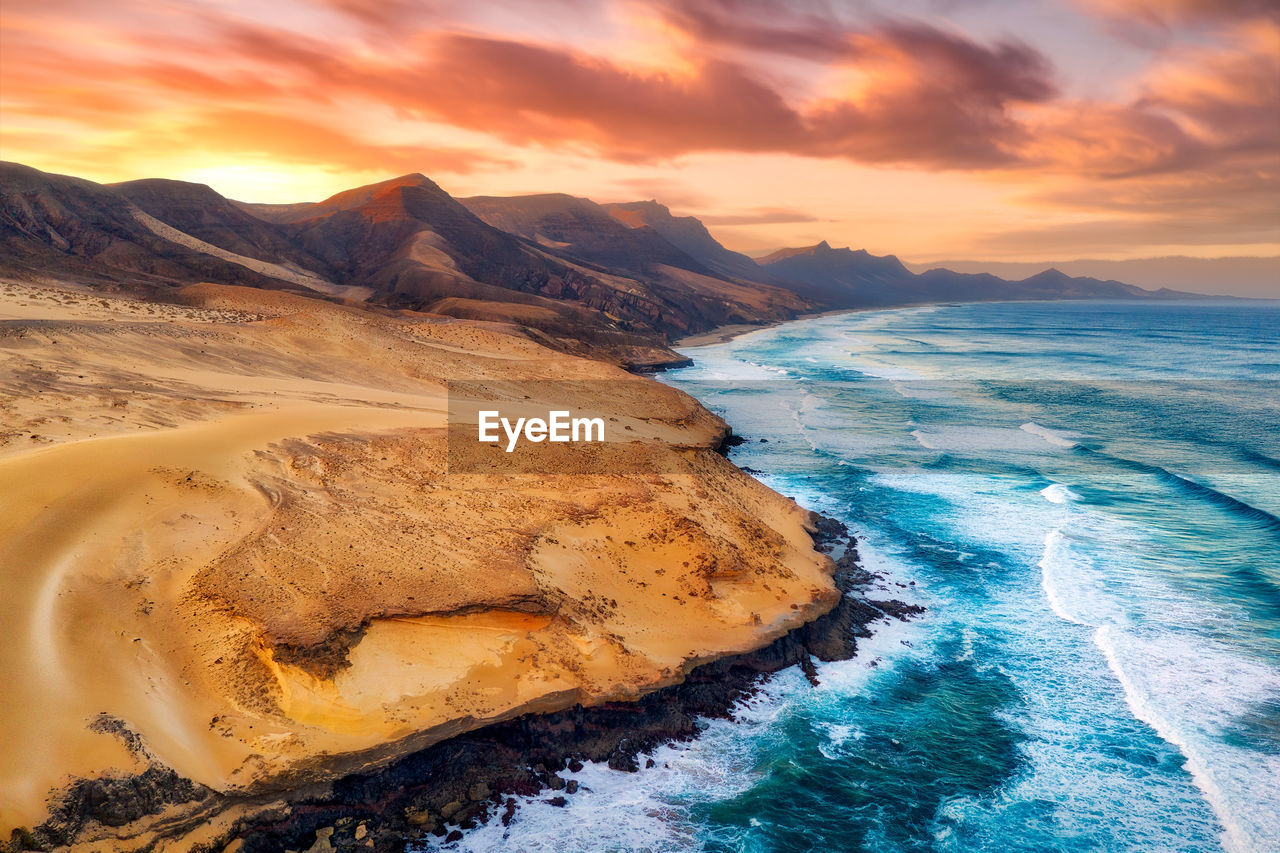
[758,241,920,305]
[459,192,808,330]
[460,193,713,276]
[758,240,1181,306]
[906,256,1280,299]
[0,164,808,367]
[0,162,324,293]
[113,178,331,277]
[601,200,771,282]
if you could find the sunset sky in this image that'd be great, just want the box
[1,0,1276,262]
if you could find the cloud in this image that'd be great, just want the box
[1021,18,1279,178]
[43,9,1049,171]
[0,0,1274,254]
[803,23,1057,166]
[1078,0,1280,46]
[968,211,1279,256]
[0,108,513,179]
[394,34,808,160]
[645,0,856,60]
[168,110,517,174]
[369,24,1057,168]
[1081,0,1279,28]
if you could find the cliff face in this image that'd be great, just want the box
[0,281,839,848]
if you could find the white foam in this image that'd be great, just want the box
[439,673,813,853]
[816,722,862,759]
[741,360,790,377]
[1038,529,1089,626]
[1040,483,1081,504]
[911,425,1069,453]
[1021,421,1080,449]
[1094,625,1280,853]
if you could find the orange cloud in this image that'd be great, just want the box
[1021,18,1278,182]
[0,0,1274,258]
[352,25,1056,168]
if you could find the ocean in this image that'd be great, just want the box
[444,301,1280,853]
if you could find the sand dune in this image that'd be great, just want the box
[0,281,838,846]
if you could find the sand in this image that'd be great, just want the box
[0,280,838,846]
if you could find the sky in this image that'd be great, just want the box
[1,0,1277,263]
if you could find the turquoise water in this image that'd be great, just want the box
[448,301,1280,853]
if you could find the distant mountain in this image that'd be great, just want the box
[600,200,771,283]
[757,240,1187,306]
[758,241,921,305]
[905,256,1279,299]
[461,193,711,276]
[459,192,808,331]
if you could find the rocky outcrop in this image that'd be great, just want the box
[211,528,920,853]
[4,519,915,853]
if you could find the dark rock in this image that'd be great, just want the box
[35,764,208,847]
[565,780,579,795]
[607,742,640,773]
[808,512,849,550]
[715,432,747,455]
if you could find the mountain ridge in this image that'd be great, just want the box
[1,161,1209,370]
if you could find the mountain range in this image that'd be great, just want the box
[905,256,1278,299]
[0,162,1201,368]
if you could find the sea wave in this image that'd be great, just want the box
[1037,527,1127,628]
[1041,483,1081,504]
[1094,625,1280,853]
[911,425,1074,453]
[1075,446,1280,538]
[1021,421,1080,449]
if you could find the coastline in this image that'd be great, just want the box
[674,308,857,349]
[1,283,872,851]
[41,518,919,853]
[15,503,924,853]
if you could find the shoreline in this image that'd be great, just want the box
[671,297,1230,351]
[674,308,857,349]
